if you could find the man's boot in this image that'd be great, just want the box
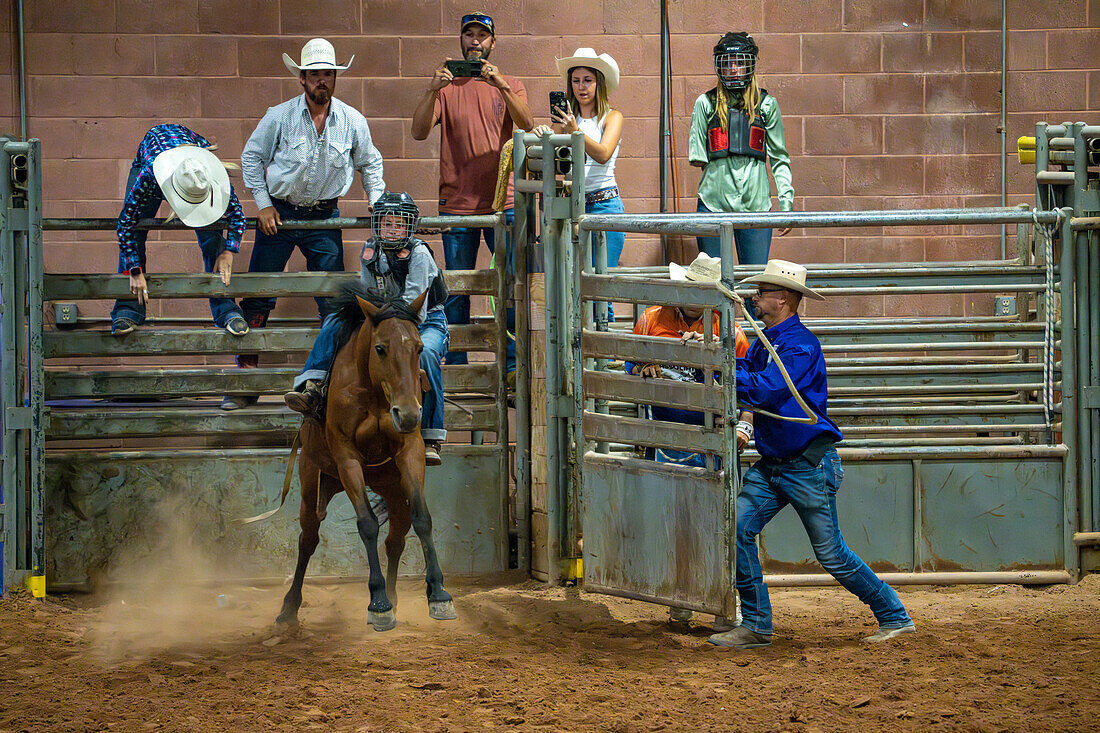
[284,380,323,415]
[424,440,443,466]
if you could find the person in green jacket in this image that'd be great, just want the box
[689,32,793,270]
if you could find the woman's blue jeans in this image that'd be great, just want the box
[736,448,912,635]
[294,309,450,441]
[695,199,772,264]
[585,189,625,268]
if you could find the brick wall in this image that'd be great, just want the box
[5,0,1097,321]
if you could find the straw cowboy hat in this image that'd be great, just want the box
[556,47,620,94]
[739,259,825,300]
[669,252,722,282]
[282,38,354,77]
[151,145,230,229]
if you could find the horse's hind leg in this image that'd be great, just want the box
[409,492,457,620]
[276,462,324,630]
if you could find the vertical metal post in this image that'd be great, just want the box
[1071,124,1091,539]
[912,459,924,572]
[567,132,586,565]
[1058,210,1079,579]
[718,223,739,619]
[593,229,610,454]
[1035,123,1050,210]
[493,211,510,570]
[11,146,30,592]
[539,130,563,582]
[511,131,532,573]
[999,0,1007,259]
[1090,226,1100,532]
[0,138,16,593]
[25,140,44,597]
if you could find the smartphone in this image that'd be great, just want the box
[549,91,568,118]
[445,59,484,77]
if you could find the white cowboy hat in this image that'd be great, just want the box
[669,252,722,282]
[151,145,230,229]
[739,259,825,300]
[556,47,620,95]
[282,38,354,77]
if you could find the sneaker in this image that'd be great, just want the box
[224,316,249,336]
[669,607,694,624]
[707,626,772,649]
[284,380,322,414]
[425,440,443,466]
[111,317,136,336]
[863,623,916,643]
[220,395,258,411]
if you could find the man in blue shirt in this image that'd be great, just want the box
[709,259,915,649]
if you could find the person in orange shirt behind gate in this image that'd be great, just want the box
[622,252,753,469]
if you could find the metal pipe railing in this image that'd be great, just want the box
[41,213,503,232]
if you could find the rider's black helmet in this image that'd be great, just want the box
[713,32,758,92]
[371,191,420,249]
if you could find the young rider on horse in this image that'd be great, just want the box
[283,192,450,466]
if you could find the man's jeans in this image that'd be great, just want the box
[239,199,344,324]
[111,162,243,328]
[440,209,515,370]
[736,448,912,635]
[294,309,450,441]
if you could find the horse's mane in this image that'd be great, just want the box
[329,281,422,328]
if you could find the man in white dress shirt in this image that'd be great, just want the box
[225,38,386,410]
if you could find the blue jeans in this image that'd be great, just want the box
[586,189,625,269]
[440,209,515,370]
[295,309,449,441]
[239,198,344,324]
[695,199,772,264]
[736,448,912,635]
[654,447,708,468]
[111,162,243,327]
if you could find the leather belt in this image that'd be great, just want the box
[272,197,338,213]
[585,186,619,205]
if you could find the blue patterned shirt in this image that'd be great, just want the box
[736,314,843,459]
[241,95,385,210]
[117,124,246,271]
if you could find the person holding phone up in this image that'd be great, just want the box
[533,48,625,268]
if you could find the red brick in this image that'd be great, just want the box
[1002,30,1046,72]
[400,36,470,78]
[814,294,883,319]
[116,0,199,33]
[236,36,311,77]
[792,155,845,196]
[73,118,158,159]
[42,158,127,201]
[281,1,361,35]
[614,157,660,198]
[885,292,964,317]
[197,0,280,34]
[883,33,963,73]
[843,0,922,32]
[925,155,999,196]
[363,77,437,118]
[763,0,842,33]
[523,0,606,36]
[800,194,884,236]
[845,236,925,264]
[925,72,1000,113]
[802,33,881,74]
[156,36,238,77]
[28,77,202,118]
[772,236,846,263]
[380,158,440,204]
[753,34,802,75]
[618,116,659,159]
[25,0,115,32]
[72,34,156,76]
[961,32,1000,73]
[31,119,77,158]
[884,114,965,155]
[441,0,525,37]
[364,0,443,35]
[1006,71,1088,113]
[924,236,1000,262]
[200,78,297,119]
[603,0,660,34]
[925,0,1001,31]
[962,113,1002,154]
[1090,71,1100,111]
[364,118,404,159]
[845,156,923,196]
[493,36,566,80]
[764,74,845,115]
[177,118,253,156]
[803,115,882,155]
[843,73,924,114]
[1006,0,1087,29]
[779,115,802,155]
[24,34,74,75]
[1048,29,1100,69]
[668,2,762,33]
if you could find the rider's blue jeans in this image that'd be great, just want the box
[736,448,912,635]
[294,309,450,441]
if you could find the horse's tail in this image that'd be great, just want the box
[237,429,302,524]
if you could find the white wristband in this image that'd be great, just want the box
[735,420,754,439]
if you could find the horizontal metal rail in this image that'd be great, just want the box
[582,411,725,455]
[583,371,724,413]
[41,214,504,232]
[43,270,497,300]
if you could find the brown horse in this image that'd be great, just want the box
[276,285,456,632]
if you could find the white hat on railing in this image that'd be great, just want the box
[669,252,722,282]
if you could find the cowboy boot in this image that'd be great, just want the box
[424,440,443,466]
[284,380,323,415]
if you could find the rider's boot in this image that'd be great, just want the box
[284,379,323,415]
[424,440,443,466]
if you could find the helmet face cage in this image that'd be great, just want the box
[374,209,419,249]
[714,51,756,91]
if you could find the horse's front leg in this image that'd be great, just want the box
[276,453,322,630]
[333,444,396,632]
[397,452,457,621]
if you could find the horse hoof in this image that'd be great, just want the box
[273,616,299,634]
[368,609,397,632]
[428,600,458,621]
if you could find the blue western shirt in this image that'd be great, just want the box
[117,124,246,271]
[736,314,843,459]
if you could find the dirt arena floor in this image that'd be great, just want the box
[1,574,1098,732]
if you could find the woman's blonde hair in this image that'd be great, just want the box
[567,66,611,121]
[715,76,760,128]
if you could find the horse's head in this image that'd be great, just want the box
[356,290,429,434]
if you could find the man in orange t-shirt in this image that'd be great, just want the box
[411,12,534,367]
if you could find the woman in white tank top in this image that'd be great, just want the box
[533,48,625,267]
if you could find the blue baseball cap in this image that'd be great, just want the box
[461,12,495,36]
